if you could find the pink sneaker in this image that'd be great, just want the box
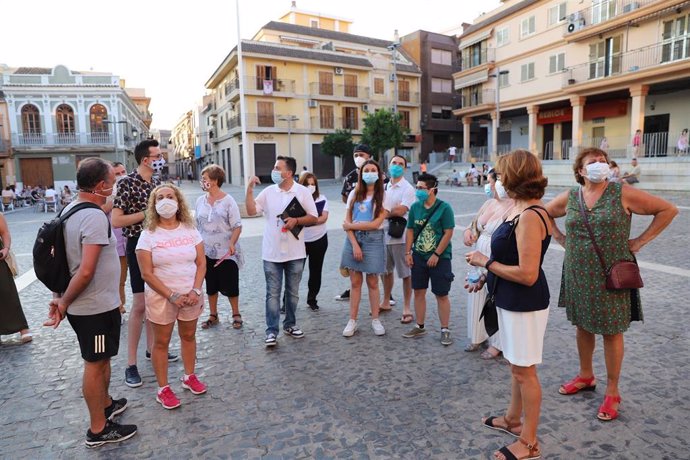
[156,386,181,410]
[181,374,207,395]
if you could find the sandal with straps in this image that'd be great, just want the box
[495,437,541,460]
[232,314,243,329]
[201,314,219,329]
[597,395,622,421]
[559,374,596,395]
[482,415,522,437]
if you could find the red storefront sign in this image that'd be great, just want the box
[537,107,572,125]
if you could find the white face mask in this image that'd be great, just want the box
[354,156,367,168]
[155,198,178,218]
[307,185,316,194]
[494,180,508,199]
[584,162,610,183]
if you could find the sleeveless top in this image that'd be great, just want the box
[487,205,551,312]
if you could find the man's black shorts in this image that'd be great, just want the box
[67,308,121,362]
[205,256,239,298]
[410,253,454,296]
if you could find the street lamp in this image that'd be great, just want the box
[278,115,299,157]
[103,119,129,166]
[489,69,509,157]
[387,42,401,114]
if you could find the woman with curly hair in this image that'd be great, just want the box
[136,184,207,410]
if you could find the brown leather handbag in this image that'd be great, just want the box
[578,187,643,290]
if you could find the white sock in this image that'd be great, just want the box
[183,374,191,380]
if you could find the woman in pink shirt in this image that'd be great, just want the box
[136,185,207,410]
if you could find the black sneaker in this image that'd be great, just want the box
[334,289,350,301]
[104,397,128,421]
[124,365,142,388]
[85,420,137,448]
[145,351,179,362]
[308,302,320,311]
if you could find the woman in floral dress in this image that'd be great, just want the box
[546,147,677,421]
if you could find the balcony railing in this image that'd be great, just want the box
[460,48,495,71]
[562,40,690,87]
[13,132,115,147]
[398,91,420,104]
[563,0,660,36]
[309,83,371,99]
[309,116,362,132]
[246,77,296,94]
[459,89,495,109]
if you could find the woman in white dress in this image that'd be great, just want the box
[462,171,513,359]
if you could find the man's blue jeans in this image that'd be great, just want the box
[263,259,305,336]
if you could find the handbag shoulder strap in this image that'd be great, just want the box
[577,187,608,274]
[413,200,442,246]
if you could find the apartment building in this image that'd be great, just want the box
[170,110,196,180]
[0,65,150,190]
[452,0,690,162]
[400,30,462,158]
[204,4,422,185]
[0,90,10,189]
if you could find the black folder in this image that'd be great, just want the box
[315,200,326,216]
[279,197,307,239]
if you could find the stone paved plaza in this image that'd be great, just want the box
[1,181,689,459]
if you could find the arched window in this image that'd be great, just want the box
[56,104,75,134]
[90,104,108,132]
[21,104,42,135]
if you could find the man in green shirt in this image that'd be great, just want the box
[403,173,455,345]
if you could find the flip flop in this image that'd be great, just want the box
[400,313,414,324]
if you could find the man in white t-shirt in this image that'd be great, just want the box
[246,156,318,347]
[382,154,416,324]
[46,158,137,447]
[448,146,457,162]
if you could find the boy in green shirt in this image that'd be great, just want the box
[403,173,455,345]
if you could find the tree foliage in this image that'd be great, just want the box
[321,129,354,158]
[361,109,409,160]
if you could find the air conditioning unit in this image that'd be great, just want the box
[567,12,585,33]
[334,67,344,75]
[308,100,318,108]
[390,74,396,82]
[363,104,370,112]
[623,2,640,13]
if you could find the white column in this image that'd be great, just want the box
[629,85,648,158]
[570,96,586,155]
[527,105,539,155]
[462,116,471,161]
[77,96,87,144]
[42,95,53,139]
[490,111,498,161]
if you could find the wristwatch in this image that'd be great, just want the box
[192,288,202,296]
[168,292,180,303]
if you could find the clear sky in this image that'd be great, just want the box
[1,0,500,130]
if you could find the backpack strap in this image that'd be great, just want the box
[59,202,112,238]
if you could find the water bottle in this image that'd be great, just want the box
[280,227,289,255]
[467,266,481,287]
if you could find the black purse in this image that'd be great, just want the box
[479,276,499,336]
[387,216,407,238]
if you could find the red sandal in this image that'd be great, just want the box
[558,375,596,395]
[597,395,621,421]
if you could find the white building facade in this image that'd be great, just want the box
[1,65,150,190]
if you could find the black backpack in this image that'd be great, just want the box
[33,202,111,294]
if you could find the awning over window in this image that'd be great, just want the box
[459,30,492,49]
[454,69,489,90]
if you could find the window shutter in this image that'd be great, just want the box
[549,55,556,74]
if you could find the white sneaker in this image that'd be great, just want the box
[343,319,358,337]
[371,319,386,336]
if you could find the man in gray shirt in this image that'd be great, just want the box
[46,158,137,448]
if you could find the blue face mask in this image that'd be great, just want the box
[271,170,284,185]
[362,172,378,185]
[484,184,493,197]
[389,164,404,178]
[415,189,429,202]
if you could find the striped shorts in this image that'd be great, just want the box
[67,308,121,362]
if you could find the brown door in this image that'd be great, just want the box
[257,101,274,127]
[319,105,334,129]
[318,71,333,95]
[398,80,410,102]
[344,74,358,97]
[312,143,335,179]
[254,144,276,183]
[20,157,53,187]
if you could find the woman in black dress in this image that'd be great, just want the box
[0,212,31,344]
